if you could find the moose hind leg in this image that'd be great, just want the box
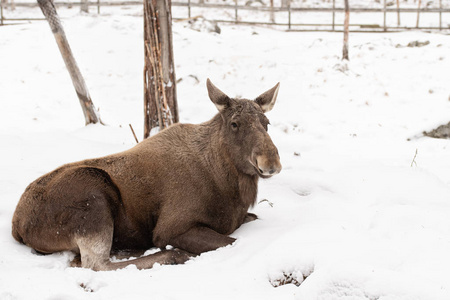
[76,231,114,271]
[76,221,193,271]
[107,249,193,270]
[76,231,193,271]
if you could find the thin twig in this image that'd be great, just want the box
[129,124,139,144]
[173,15,202,22]
[258,199,274,207]
[410,148,418,167]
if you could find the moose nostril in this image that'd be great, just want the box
[259,168,263,174]
[269,169,275,174]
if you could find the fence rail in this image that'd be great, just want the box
[1,0,449,31]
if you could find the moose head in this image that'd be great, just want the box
[206,79,282,179]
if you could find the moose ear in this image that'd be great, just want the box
[207,79,230,112]
[255,82,280,113]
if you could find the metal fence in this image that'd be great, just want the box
[1,0,450,32]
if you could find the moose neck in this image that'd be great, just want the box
[197,114,259,208]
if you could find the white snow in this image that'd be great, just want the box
[1,7,450,300]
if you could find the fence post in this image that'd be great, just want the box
[97,0,100,14]
[383,0,387,31]
[288,0,291,30]
[1,1,4,26]
[235,0,238,24]
[439,0,442,30]
[416,0,421,28]
[81,0,89,13]
[343,0,349,60]
[188,0,191,19]
[332,0,335,31]
[269,0,274,23]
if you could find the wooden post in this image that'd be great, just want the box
[37,0,101,125]
[383,0,387,31]
[270,0,275,23]
[288,0,291,30]
[97,0,100,14]
[1,1,4,26]
[143,0,178,138]
[80,0,89,13]
[187,0,191,19]
[342,0,349,61]
[439,0,442,30]
[332,0,335,31]
[416,0,421,28]
[396,0,400,26]
[235,0,238,24]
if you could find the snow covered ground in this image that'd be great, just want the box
[1,8,450,300]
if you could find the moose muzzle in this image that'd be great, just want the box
[255,154,282,177]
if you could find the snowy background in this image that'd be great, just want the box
[1,5,450,300]
[3,0,450,30]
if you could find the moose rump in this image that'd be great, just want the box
[12,79,282,271]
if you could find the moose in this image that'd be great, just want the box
[12,79,282,271]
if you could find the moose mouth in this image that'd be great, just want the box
[249,159,274,179]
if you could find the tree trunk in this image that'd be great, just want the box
[143,0,179,139]
[37,0,101,125]
[342,0,350,61]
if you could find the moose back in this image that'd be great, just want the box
[12,79,282,271]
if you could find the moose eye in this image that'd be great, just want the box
[231,122,238,129]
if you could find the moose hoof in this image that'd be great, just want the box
[162,249,194,265]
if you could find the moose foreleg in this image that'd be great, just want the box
[168,227,236,255]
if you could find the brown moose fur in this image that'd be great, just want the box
[12,79,282,271]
